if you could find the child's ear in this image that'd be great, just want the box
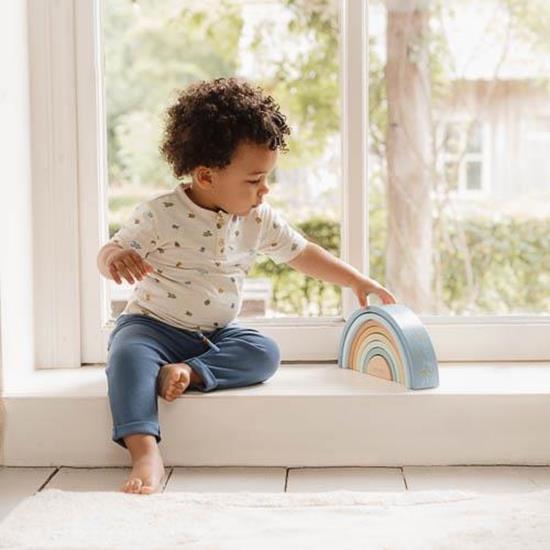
[194,166,214,190]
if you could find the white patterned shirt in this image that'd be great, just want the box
[107,182,308,331]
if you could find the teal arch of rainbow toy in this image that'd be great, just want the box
[338,304,439,390]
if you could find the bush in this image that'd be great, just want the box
[249,217,342,316]
[109,215,549,315]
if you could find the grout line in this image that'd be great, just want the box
[275,465,405,470]
[31,464,549,470]
[162,467,174,492]
[284,468,289,492]
[401,467,409,490]
[37,467,60,492]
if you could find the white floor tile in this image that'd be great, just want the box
[287,467,405,493]
[403,466,550,493]
[523,466,550,489]
[44,467,170,493]
[0,467,55,522]
[3,465,549,516]
[166,467,286,492]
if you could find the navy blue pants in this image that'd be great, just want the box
[106,313,280,449]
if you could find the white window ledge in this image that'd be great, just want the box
[4,362,550,398]
[3,362,550,467]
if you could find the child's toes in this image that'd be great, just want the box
[140,484,154,495]
[126,479,142,493]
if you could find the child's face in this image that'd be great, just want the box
[194,140,278,216]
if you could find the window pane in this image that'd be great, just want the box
[465,161,482,191]
[368,0,550,315]
[101,0,342,321]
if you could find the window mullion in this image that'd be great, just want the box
[340,0,369,320]
[76,0,109,365]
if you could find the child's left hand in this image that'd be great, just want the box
[350,274,398,307]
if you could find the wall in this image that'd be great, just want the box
[448,80,550,202]
[0,0,36,464]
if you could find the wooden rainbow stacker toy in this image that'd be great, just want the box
[338,304,439,390]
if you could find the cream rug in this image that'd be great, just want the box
[1,488,550,549]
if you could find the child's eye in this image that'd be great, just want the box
[247,179,261,184]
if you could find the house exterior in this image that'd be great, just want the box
[372,1,550,219]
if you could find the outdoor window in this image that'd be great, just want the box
[100,0,342,322]
[367,0,550,317]
[27,0,550,367]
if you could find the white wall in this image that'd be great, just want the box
[0,0,36,407]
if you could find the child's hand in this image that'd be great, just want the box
[106,249,155,285]
[350,274,398,307]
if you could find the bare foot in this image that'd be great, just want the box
[121,447,165,495]
[157,363,196,401]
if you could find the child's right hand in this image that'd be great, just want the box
[106,249,155,285]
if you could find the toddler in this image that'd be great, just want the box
[97,77,397,495]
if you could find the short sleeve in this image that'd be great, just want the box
[256,203,308,265]
[107,201,159,260]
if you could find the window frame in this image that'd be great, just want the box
[30,0,550,368]
[521,113,550,188]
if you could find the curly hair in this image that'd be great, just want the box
[159,77,291,179]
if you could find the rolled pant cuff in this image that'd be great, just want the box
[112,421,161,449]
[185,357,218,392]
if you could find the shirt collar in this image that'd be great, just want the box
[176,183,233,222]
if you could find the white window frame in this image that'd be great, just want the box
[439,117,491,199]
[520,114,550,177]
[29,0,550,369]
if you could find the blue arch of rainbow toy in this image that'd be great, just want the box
[337,304,439,390]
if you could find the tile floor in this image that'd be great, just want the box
[2,465,550,522]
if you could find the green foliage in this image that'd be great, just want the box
[102,0,243,190]
[256,211,550,315]
[436,217,550,313]
[249,215,550,316]
[102,0,339,183]
[270,0,341,166]
[109,213,549,315]
[249,217,342,316]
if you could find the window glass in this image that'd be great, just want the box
[101,0,342,320]
[466,161,482,190]
[368,0,550,315]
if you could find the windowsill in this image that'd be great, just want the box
[4,362,550,466]
[3,361,550,398]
